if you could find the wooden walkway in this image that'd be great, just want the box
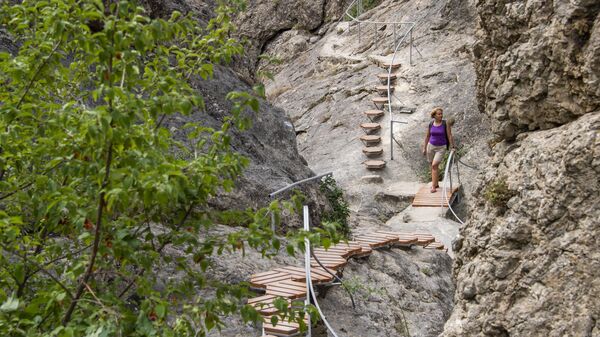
[251,231,447,336]
[412,184,461,207]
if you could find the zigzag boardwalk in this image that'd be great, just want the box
[250,231,447,336]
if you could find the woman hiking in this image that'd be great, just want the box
[422,107,455,193]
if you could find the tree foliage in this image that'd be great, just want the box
[0,1,338,336]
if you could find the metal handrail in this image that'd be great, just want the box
[345,2,414,25]
[303,205,339,337]
[387,25,416,160]
[344,0,415,47]
[268,172,333,232]
[442,150,465,225]
[269,172,333,199]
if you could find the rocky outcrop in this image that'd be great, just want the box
[473,0,600,141]
[444,1,600,336]
[235,0,351,75]
[164,65,326,219]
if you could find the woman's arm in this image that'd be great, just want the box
[422,127,430,155]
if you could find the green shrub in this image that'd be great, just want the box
[0,1,334,335]
[484,179,517,208]
[320,176,351,238]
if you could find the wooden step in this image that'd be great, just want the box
[266,281,307,299]
[364,160,386,170]
[249,295,291,315]
[383,61,401,69]
[377,73,397,82]
[360,122,381,134]
[376,231,418,245]
[363,109,384,120]
[251,271,294,289]
[263,319,300,336]
[376,85,395,96]
[362,147,383,157]
[262,316,309,336]
[273,266,335,284]
[424,241,446,250]
[372,97,389,107]
[360,135,382,146]
[354,237,390,248]
[310,256,347,270]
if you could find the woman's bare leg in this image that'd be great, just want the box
[431,162,440,192]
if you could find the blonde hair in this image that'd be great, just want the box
[430,107,443,118]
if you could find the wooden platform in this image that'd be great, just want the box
[412,184,461,207]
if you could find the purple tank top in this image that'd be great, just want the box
[429,123,447,146]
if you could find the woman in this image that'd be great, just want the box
[422,107,455,193]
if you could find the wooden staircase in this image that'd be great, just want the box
[251,231,447,336]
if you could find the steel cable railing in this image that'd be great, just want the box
[303,206,339,337]
[441,150,465,225]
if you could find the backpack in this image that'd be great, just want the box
[428,119,449,150]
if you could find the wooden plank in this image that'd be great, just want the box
[251,270,282,279]
[273,268,332,283]
[263,322,298,336]
[265,288,306,300]
[424,242,445,250]
[375,231,418,244]
[313,247,352,258]
[359,232,399,241]
[354,238,388,248]
[247,294,277,304]
[364,160,386,169]
[251,274,293,288]
[377,73,397,80]
[310,260,346,270]
[277,266,336,279]
[331,241,363,250]
[312,250,347,258]
[372,97,388,104]
[412,184,460,207]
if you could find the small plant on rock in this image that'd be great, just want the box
[320,176,351,238]
[484,178,517,208]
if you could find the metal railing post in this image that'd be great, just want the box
[303,205,312,337]
[390,120,394,160]
[270,209,276,233]
[389,120,408,161]
[409,27,413,65]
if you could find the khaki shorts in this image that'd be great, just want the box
[427,143,446,164]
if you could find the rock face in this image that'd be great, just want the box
[235,0,351,75]
[443,1,600,336]
[166,65,326,218]
[264,0,491,207]
[474,0,600,141]
[320,248,454,337]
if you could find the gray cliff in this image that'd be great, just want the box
[443,1,600,336]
